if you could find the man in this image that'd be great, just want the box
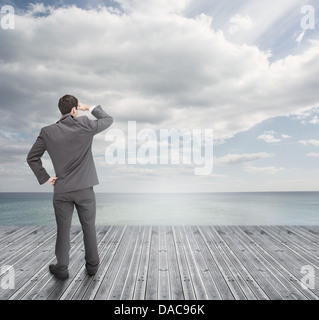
[27,94,113,279]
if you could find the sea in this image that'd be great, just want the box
[0,191,319,226]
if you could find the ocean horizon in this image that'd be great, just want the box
[1,191,319,226]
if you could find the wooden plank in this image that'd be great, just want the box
[60,226,116,300]
[233,226,308,300]
[256,226,319,291]
[158,226,170,300]
[208,227,261,300]
[2,225,319,300]
[76,226,127,300]
[165,226,184,300]
[222,226,291,299]
[264,226,319,269]
[5,227,57,300]
[20,227,84,300]
[184,226,221,299]
[133,226,152,300]
[0,226,47,261]
[290,226,319,244]
[46,226,111,300]
[197,226,245,300]
[121,226,148,300]
[145,226,159,300]
[172,226,196,300]
[176,226,208,300]
[108,226,141,300]
[0,226,35,249]
[93,226,134,300]
[193,226,235,300]
[240,226,319,299]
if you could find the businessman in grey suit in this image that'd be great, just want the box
[27,94,113,279]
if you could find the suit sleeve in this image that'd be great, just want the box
[26,129,50,185]
[90,105,113,135]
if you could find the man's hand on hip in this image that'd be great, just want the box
[47,177,57,186]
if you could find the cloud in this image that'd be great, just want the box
[215,152,273,166]
[306,152,319,157]
[244,165,284,175]
[299,139,319,147]
[309,116,319,124]
[257,131,291,143]
[0,4,318,142]
[0,1,319,192]
[257,131,281,143]
[228,14,253,35]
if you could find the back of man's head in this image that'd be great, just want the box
[58,94,78,115]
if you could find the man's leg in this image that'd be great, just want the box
[53,192,74,271]
[74,187,99,274]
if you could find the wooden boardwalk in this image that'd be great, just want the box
[0,225,319,300]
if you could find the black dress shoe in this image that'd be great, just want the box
[86,263,99,276]
[49,264,69,279]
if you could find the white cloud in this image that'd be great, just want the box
[0,1,319,192]
[0,4,318,142]
[306,152,319,157]
[310,116,319,124]
[215,152,273,166]
[299,140,319,147]
[244,165,284,175]
[257,131,281,143]
[228,14,253,35]
[257,131,291,143]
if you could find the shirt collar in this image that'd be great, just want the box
[56,113,74,123]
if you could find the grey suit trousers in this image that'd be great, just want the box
[53,187,99,271]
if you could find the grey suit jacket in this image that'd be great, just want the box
[27,105,113,193]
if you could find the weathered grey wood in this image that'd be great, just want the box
[93,226,133,300]
[172,226,197,300]
[232,226,308,300]
[121,225,148,300]
[1,225,319,300]
[184,226,220,299]
[240,226,319,300]
[80,226,127,300]
[158,226,170,300]
[165,226,184,300]
[197,226,245,300]
[108,226,141,300]
[21,227,84,300]
[221,226,288,299]
[57,226,113,300]
[177,226,209,299]
[208,227,258,300]
[145,226,159,300]
[132,226,152,300]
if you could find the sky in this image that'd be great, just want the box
[0,0,319,193]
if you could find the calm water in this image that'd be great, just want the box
[0,192,319,226]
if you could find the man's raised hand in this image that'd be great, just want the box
[77,102,91,111]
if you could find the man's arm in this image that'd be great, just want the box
[78,102,113,134]
[26,129,53,185]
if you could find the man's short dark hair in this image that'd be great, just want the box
[58,94,78,115]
